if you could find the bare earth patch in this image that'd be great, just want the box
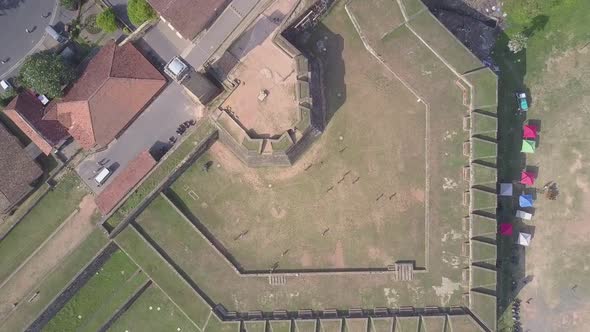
[0,195,97,321]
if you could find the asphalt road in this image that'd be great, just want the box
[0,0,58,79]
[76,83,202,194]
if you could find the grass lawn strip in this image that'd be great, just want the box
[0,172,88,284]
[107,284,198,332]
[406,9,482,74]
[0,229,108,331]
[43,249,139,332]
[114,224,211,329]
[201,315,240,332]
[105,120,217,228]
[71,272,148,332]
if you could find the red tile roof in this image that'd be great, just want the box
[4,92,69,155]
[148,0,229,40]
[57,41,167,150]
[95,150,157,214]
[0,122,43,212]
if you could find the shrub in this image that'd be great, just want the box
[128,0,157,26]
[84,14,101,35]
[0,89,16,107]
[19,52,75,98]
[60,0,78,11]
[96,8,118,33]
[508,33,528,53]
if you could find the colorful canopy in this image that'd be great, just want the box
[523,125,538,139]
[519,194,534,207]
[499,183,513,196]
[521,140,536,153]
[521,171,536,185]
[500,223,513,235]
[518,232,532,246]
[516,210,533,220]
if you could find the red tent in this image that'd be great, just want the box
[523,125,538,139]
[521,171,536,185]
[500,223,513,236]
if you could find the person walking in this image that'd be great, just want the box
[25,28,31,33]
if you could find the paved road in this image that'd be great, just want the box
[0,0,58,79]
[185,0,260,69]
[77,83,202,194]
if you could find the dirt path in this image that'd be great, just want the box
[0,195,98,321]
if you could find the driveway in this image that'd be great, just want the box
[76,83,202,194]
[0,0,59,79]
[136,20,191,65]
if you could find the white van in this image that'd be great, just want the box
[94,168,111,185]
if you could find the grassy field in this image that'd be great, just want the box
[0,229,107,331]
[43,249,143,332]
[495,0,590,331]
[114,223,211,330]
[0,171,88,284]
[107,284,198,332]
[169,0,432,271]
[116,0,477,317]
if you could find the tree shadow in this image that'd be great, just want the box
[0,0,24,12]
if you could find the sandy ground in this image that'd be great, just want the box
[221,0,300,137]
[514,48,590,332]
[0,195,98,321]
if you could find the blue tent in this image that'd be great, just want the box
[519,194,534,208]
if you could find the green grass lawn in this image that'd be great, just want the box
[0,171,88,284]
[0,229,107,331]
[43,249,141,332]
[114,223,210,330]
[494,0,590,330]
[107,284,198,332]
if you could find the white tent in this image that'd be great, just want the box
[518,232,532,246]
[499,183,513,196]
[516,210,532,220]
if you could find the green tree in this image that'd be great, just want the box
[19,52,75,98]
[128,0,157,27]
[96,8,119,33]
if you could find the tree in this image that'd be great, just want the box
[508,33,528,53]
[128,0,157,27]
[19,52,75,98]
[96,8,119,33]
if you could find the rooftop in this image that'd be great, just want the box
[0,122,43,212]
[148,0,230,40]
[57,41,167,150]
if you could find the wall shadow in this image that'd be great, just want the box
[287,22,346,126]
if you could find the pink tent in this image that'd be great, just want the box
[500,223,513,236]
[521,171,536,185]
[523,125,538,139]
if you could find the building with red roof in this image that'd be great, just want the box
[148,0,229,40]
[57,41,167,150]
[4,93,69,155]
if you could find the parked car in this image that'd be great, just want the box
[164,56,189,82]
[516,92,528,111]
[0,80,12,91]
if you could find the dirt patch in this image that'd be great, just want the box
[329,241,345,268]
[411,189,425,203]
[0,195,97,321]
[300,251,312,267]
